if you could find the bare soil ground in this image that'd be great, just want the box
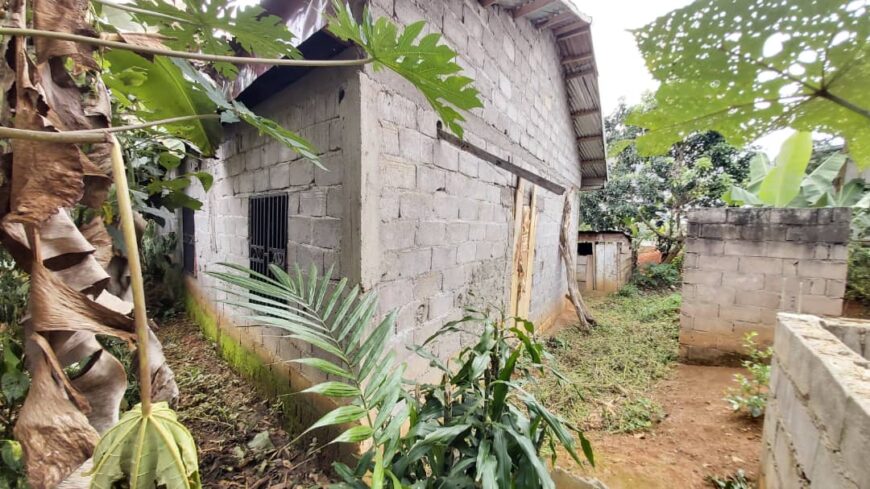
[158,317,333,488]
[562,364,763,489]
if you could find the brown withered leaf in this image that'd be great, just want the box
[30,260,136,340]
[70,348,127,434]
[8,87,88,224]
[49,329,128,433]
[13,340,100,489]
[1,212,110,290]
[31,333,91,412]
[79,216,113,270]
[32,0,98,70]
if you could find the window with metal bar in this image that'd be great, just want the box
[249,194,289,300]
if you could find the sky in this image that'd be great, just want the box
[576,0,791,156]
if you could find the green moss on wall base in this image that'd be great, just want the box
[183,291,307,435]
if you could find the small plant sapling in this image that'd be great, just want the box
[724,332,772,418]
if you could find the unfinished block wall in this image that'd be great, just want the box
[680,208,851,364]
[185,64,361,390]
[761,314,870,489]
[364,0,583,375]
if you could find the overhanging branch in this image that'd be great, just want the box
[0,27,374,67]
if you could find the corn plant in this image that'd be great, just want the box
[389,313,593,489]
[212,265,593,488]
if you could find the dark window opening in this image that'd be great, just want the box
[577,242,593,256]
[182,207,196,276]
[249,193,289,279]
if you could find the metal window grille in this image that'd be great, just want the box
[249,193,289,278]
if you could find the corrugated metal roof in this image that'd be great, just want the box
[481,0,606,189]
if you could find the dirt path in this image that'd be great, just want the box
[564,364,763,488]
[158,317,333,488]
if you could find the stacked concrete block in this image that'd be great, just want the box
[187,0,583,387]
[365,0,582,375]
[760,314,870,489]
[681,208,850,364]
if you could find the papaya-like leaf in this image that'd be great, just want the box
[89,402,201,489]
[128,0,300,77]
[328,0,482,138]
[629,0,870,168]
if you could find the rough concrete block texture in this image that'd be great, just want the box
[680,208,850,364]
[761,314,870,489]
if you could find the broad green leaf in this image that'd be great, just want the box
[503,425,555,489]
[328,1,482,138]
[300,381,360,398]
[290,358,354,380]
[89,402,201,489]
[103,52,221,155]
[746,153,772,191]
[303,405,368,436]
[723,186,764,206]
[801,153,848,205]
[330,426,374,444]
[628,0,870,168]
[127,0,300,77]
[1,371,29,402]
[608,139,633,157]
[758,132,813,206]
[832,179,868,207]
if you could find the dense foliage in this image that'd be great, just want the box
[629,0,870,169]
[214,264,591,488]
[847,244,870,305]
[579,101,752,262]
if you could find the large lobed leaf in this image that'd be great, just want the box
[328,0,483,138]
[103,52,222,156]
[89,402,201,489]
[629,0,870,167]
[127,0,300,77]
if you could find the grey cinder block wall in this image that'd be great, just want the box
[680,208,851,364]
[184,0,583,386]
[760,314,870,489]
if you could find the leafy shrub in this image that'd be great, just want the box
[707,469,754,489]
[391,313,593,488]
[0,248,29,487]
[631,263,681,290]
[141,224,185,318]
[725,332,772,418]
[616,283,640,298]
[846,243,870,305]
[213,264,593,488]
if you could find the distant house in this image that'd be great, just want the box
[183,0,606,391]
[576,231,633,293]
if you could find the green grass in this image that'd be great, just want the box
[535,291,681,433]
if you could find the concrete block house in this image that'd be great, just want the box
[182,0,606,411]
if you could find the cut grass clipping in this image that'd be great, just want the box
[535,291,680,433]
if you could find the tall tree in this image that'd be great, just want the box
[579,101,752,262]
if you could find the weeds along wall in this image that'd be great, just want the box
[183,0,583,394]
[680,208,851,365]
[761,314,870,489]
